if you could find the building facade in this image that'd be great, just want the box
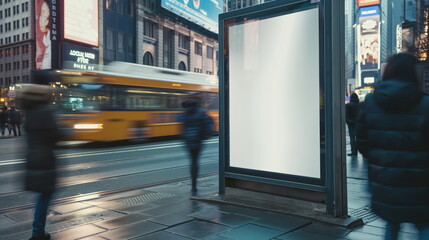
[0,0,33,94]
[135,0,218,75]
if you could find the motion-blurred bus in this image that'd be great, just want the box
[51,62,218,141]
[355,86,374,102]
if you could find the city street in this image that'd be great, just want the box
[0,137,219,211]
[0,135,422,239]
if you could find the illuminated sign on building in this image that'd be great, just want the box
[64,0,99,46]
[63,42,99,70]
[359,6,380,71]
[161,0,223,33]
[356,0,380,7]
[35,0,53,69]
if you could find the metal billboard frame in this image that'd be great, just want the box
[219,0,346,217]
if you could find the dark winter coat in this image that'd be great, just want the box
[9,109,22,125]
[0,108,9,125]
[346,93,361,127]
[182,99,213,150]
[356,79,429,223]
[24,103,62,193]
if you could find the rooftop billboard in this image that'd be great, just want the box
[161,0,222,33]
[64,0,99,46]
[356,0,380,7]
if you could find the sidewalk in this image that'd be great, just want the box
[0,175,420,240]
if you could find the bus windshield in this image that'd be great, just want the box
[53,83,106,113]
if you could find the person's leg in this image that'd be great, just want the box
[1,124,4,136]
[348,125,357,155]
[17,124,21,136]
[384,222,400,240]
[11,124,17,136]
[415,223,429,240]
[189,148,201,192]
[32,193,52,237]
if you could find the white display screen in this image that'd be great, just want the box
[228,8,321,178]
[64,0,99,46]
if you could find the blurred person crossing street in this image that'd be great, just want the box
[17,71,64,240]
[1,106,12,136]
[181,94,214,195]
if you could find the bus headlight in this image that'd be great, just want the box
[73,124,103,130]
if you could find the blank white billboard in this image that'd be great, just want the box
[64,0,99,46]
[228,8,321,178]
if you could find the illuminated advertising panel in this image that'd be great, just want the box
[356,0,380,7]
[402,25,415,53]
[228,8,321,178]
[35,0,54,69]
[64,0,99,46]
[62,42,99,71]
[359,6,380,71]
[161,0,222,33]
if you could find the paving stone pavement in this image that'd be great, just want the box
[1,174,420,240]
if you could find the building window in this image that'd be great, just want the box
[194,68,202,73]
[118,32,125,52]
[105,0,114,10]
[178,61,186,71]
[178,34,190,50]
[143,20,156,38]
[195,41,202,55]
[207,46,213,59]
[128,0,135,17]
[128,37,134,53]
[106,28,114,50]
[206,71,213,75]
[117,0,124,14]
[143,52,154,66]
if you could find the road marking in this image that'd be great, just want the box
[0,139,219,166]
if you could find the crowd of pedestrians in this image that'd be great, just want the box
[0,105,22,137]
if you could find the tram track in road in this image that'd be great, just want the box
[0,139,219,167]
[0,172,219,215]
[0,158,218,197]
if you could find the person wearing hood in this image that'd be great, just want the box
[181,94,213,194]
[346,92,361,157]
[17,81,63,240]
[357,53,429,240]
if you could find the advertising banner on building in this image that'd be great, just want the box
[402,25,415,53]
[64,0,99,46]
[161,0,222,33]
[36,0,60,69]
[359,6,380,71]
[356,0,380,7]
[62,42,99,71]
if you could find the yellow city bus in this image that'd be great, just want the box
[52,62,219,142]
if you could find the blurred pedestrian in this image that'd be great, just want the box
[181,94,213,195]
[17,83,62,240]
[357,53,429,240]
[345,92,361,157]
[9,106,22,136]
[1,106,12,136]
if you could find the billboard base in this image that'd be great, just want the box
[192,188,363,229]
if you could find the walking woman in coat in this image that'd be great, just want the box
[357,53,429,240]
[18,82,62,240]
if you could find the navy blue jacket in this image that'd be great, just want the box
[357,79,429,223]
[182,99,212,150]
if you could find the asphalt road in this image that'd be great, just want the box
[0,136,219,212]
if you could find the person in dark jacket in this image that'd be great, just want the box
[357,53,429,240]
[1,106,12,136]
[9,106,22,136]
[345,93,361,157]
[182,94,213,194]
[17,83,62,240]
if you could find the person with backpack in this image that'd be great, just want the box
[181,94,213,195]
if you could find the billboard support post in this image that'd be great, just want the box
[215,0,358,224]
